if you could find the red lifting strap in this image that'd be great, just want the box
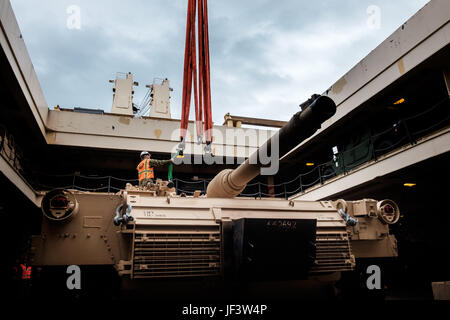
[180,0,213,149]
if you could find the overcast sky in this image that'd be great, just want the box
[11,0,429,123]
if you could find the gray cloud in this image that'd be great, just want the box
[11,0,429,122]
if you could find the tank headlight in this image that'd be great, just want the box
[377,199,400,224]
[41,189,79,222]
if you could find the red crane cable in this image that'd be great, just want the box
[180,0,193,142]
[180,0,213,152]
[202,0,213,145]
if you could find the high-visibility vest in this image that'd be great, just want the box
[21,264,32,280]
[137,159,154,181]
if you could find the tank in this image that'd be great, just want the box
[30,95,400,298]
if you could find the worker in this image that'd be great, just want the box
[137,151,173,187]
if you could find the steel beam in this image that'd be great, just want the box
[444,68,450,96]
[223,114,287,128]
[0,0,48,137]
[0,152,41,207]
[46,109,274,157]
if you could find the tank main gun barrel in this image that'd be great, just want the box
[206,95,337,198]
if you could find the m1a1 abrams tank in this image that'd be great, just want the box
[30,96,399,298]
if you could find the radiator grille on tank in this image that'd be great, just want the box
[310,232,355,273]
[132,231,221,279]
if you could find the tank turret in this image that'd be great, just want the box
[207,95,337,198]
